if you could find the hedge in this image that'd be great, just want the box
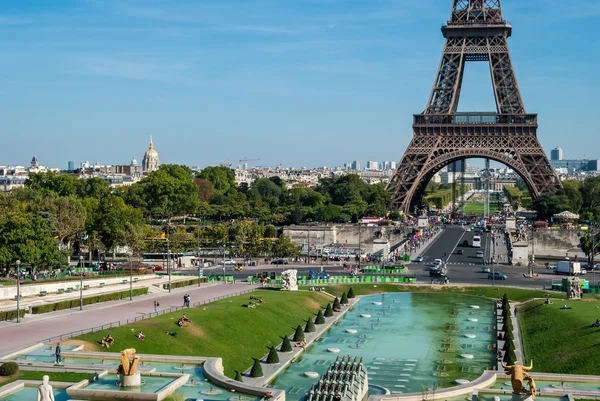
[31,288,149,314]
[0,310,25,322]
[164,278,208,290]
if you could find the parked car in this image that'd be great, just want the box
[218,259,236,266]
[429,269,446,277]
[488,272,507,280]
[481,267,491,273]
[476,251,484,258]
[433,259,443,266]
[462,240,469,246]
[456,249,464,255]
[414,256,423,263]
[308,270,330,280]
[271,259,288,265]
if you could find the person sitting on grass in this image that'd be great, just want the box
[181,314,191,323]
[100,338,109,348]
[177,318,188,328]
[593,319,600,328]
[138,331,145,340]
[105,334,114,345]
[259,297,264,304]
[165,331,178,338]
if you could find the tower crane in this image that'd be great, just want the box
[239,157,260,170]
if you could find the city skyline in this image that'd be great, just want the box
[1,0,599,168]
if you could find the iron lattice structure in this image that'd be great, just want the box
[387,0,561,214]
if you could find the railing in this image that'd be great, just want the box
[413,113,537,126]
[41,287,258,343]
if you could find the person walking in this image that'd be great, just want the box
[153,301,159,313]
[54,342,62,365]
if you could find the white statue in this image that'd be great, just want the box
[281,269,298,291]
[38,375,55,401]
[567,277,581,300]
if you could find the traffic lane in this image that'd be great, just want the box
[447,232,489,265]
[420,228,467,263]
[443,263,554,288]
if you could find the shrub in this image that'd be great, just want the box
[249,358,263,378]
[293,325,305,342]
[280,336,292,352]
[266,346,279,364]
[340,292,349,305]
[31,288,148,314]
[0,362,19,376]
[234,371,243,382]
[315,310,325,325]
[504,342,517,365]
[347,287,355,298]
[324,303,334,317]
[165,278,208,290]
[304,317,316,333]
[0,310,25,322]
[502,319,513,334]
[332,297,341,310]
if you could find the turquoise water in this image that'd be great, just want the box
[493,380,600,391]
[85,375,174,392]
[480,396,568,401]
[270,293,495,400]
[10,345,79,363]
[0,387,69,401]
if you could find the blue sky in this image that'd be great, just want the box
[1,0,599,170]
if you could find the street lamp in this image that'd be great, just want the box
[79,255,84,310]
[129,254,133,301]
[15,260,21,323]
[167,250,171,293]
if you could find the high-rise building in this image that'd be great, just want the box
[390,161,397,170]
[67,161,75,171]
[367,161,379,170]
[447,160,466,173]
[351,160,361,171]
[551,147,563,161]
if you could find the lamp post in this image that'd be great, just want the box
[79,255,84,310]
[307,227,310,265]
[167,250,171,293]
[16,260,21,323]
[129,254,133,301]
[197,219,201,287]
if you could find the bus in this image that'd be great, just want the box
[472,235,481,248]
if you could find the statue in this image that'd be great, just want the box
[501,360,535,398]
[38,375,55,401]
[118,348,139,375]
[281,269,298,291]
[567,277,581,300]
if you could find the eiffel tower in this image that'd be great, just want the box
[387,0,561,214]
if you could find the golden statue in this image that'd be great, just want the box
[501,360,535,398]
[117,348,140,376]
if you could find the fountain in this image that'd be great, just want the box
[117,348,141,387]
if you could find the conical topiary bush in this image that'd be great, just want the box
[340,292,349,305]
[249,358,264,378]
[266,346,279,364]
[324,303,334,317]
[293,325,305,342]
[347,287,355,298]
[304,317,316,333]
[315,310,326,324]
[234,371,243,382]
[280,336,292,352]
[333,297,341,310]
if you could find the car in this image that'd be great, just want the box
[414,256,423,263]
[488,272,507,280]
[476,251,484,258]
[429,269,446,277]
[218,259,236,266]
[456,249,464,255]
[308,270,330,280]
[466,228,471,232]
[433,259,443,266]
[462,240,469,246]
[270,259,288,265]
[481,267,491,273]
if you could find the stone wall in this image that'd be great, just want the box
[531,228,585,259]
[282,225,407,251]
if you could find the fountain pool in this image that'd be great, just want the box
[9,345,80,363]
[270,293,495,400]
[85,375,175,392]
[0,386,69,401]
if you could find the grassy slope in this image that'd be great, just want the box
[0,371,91,386]
[77,290,331,378]
[463,203,503,214]
[520,298,600,374]
[314,284,553,303]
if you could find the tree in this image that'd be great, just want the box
[340,292,349,304]
[122,222,149,265]
[249,178,283,209]
[280,336,292,352]
[532,193,573,221]
[249,358,263,378]
[234,371,243,382]
[304,317,316,333]
[333,297,341,310]
[315,310,326,324]
[265,346,279,364]
[193,178,216,203]
[25,172,82,197]
[324,303,334,317]
[41,196,87,248]
[272,235,299,258]
[347,287,356,298]
[293,325,305,342]
[197,166,237,195]
[579,230,600,265]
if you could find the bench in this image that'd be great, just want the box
[83,285,90,290]
[39,291,48,296]
[133,278,139,282]
[57,288,65,294]
[14,295,22,300]
[122,280,128,284]
[66,287,74,292]
[99,283,106,287]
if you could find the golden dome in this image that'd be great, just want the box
[144,137,159,159]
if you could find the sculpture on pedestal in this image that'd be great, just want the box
[567,277,581,300]
[281,269,298,291]
[501,360,536,398]
[117,348,141,387]
[37,375,54,401]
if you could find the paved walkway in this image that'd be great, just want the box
[0,282,253,356]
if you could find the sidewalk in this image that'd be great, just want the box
[0,281,253,356]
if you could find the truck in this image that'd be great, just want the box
[555,261,581,275]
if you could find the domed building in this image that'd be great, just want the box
[142,137,160,173]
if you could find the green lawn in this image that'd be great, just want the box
[0,371,91,386]
[463,202,503,214]
[76,290,331,378]
[520,299,600,374]
[312,284,554,303]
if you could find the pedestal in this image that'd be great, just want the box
[511,393,534,401]
[119,372,141,387]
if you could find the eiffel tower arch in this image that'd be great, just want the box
[387,0,561,214]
